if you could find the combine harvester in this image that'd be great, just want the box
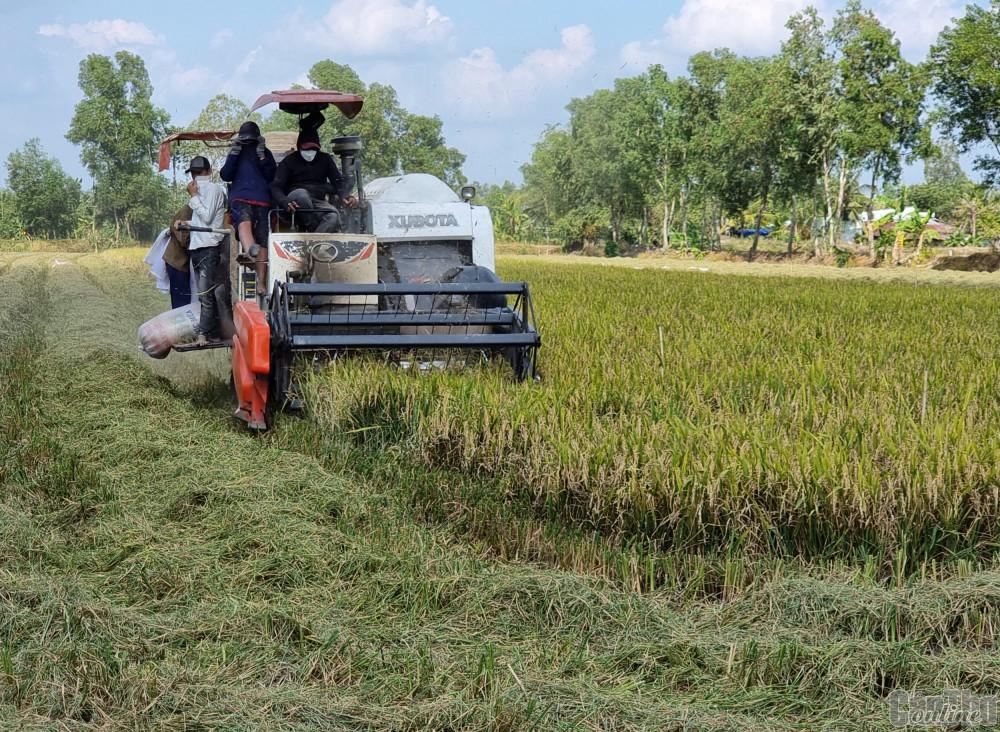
[156,90,540,430]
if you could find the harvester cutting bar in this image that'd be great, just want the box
[285,282,531,296]
[292,333,540,349]
[287,312,517,327]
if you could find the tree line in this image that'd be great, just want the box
[487,1,1000,256]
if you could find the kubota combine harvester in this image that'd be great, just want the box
[157,90,540,430]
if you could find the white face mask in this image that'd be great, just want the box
[300,149,317,162]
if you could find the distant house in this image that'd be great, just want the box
[844,207,955,241]
[925,220,957,237]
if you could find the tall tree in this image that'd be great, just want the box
[908,140,972,218]
[5,139,82,238]
[191,93,257,130]
[396,113,467,189]
[565,86,646,248]
[715,56,791,258]
[929,1,1000,184]
[925,139,967,187]
[646,66,688,249]
[779,8,834,254]
[0,189,24,239]
[676,50,736,249]
[609,73,665,247]
[520,72,664,251]
[66,51,171,239]
[831,1,928,256]
[521,126,579,242]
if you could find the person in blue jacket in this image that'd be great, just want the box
[220,120,276,295]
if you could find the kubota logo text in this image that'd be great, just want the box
[388,214,460,231]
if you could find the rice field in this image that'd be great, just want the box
[4,249,1000,730]
[306,259,1000,563]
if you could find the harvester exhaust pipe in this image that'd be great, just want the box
[332,136,363,200]
[331,135,363,234]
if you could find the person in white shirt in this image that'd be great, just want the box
[177,155,230,343]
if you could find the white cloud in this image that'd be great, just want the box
[38,19,159,50]
[873,0,961,58]
[446,25,595,115]
[235,46,263,76]
[620,0,813,68]
[165,66,216,94]
[621,39,671,71]
[210,28,234,49]
[37,19,216,101]
[671,0,811,54]
[311,0,453,55]
[621,0,961,70]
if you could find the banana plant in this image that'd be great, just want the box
[894,211,940,263]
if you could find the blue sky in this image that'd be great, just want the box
[0,0,972,187]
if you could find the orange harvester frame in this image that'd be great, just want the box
[232,301,270,430]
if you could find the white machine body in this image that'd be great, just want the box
[259,174,497,305]
[364,173,496,272]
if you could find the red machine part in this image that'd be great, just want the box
[249,89,364,118]
[157,130,235,172]
[232,301,270,430]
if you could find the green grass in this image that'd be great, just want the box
[2,251,1000,729]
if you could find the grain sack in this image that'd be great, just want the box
[138,304,200,359]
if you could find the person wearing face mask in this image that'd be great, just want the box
[177,155,230,344]
[220,120,276,295]
[269,127,357,233]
